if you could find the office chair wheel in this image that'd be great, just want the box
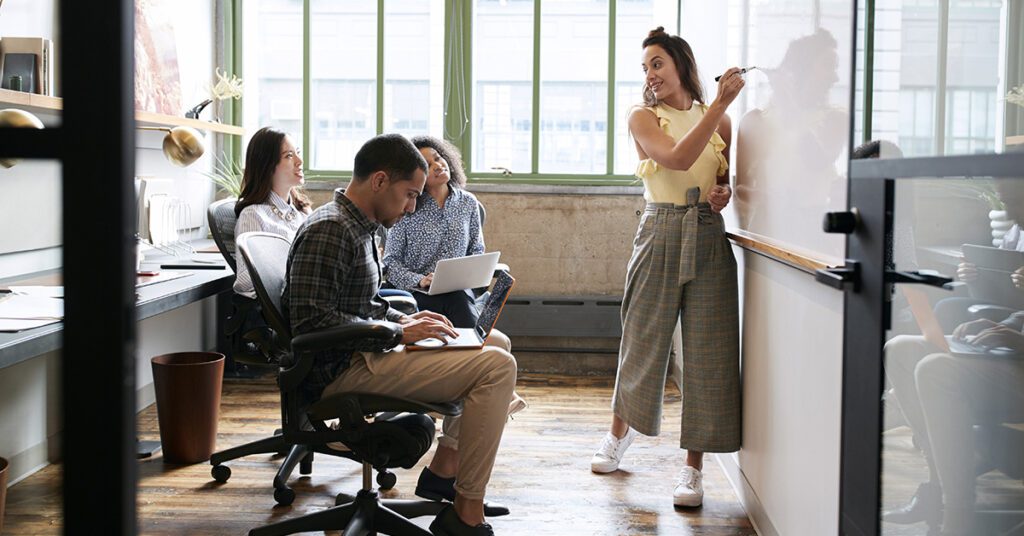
[273,486,296,506]
[376,469,397,491]
[211,464,232,483]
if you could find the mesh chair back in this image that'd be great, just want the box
[208,198,239,272]
[237,232,292,341]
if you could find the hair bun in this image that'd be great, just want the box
[648,26,667,38]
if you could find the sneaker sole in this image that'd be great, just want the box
[673,495,703,508]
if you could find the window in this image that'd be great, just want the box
[242,0,303,148]
[472,0,535,174]
[240,0,680,182]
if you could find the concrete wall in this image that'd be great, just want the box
[305,185,646,296]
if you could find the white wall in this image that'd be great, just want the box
[0,0,220,485]
[718,251,844,536]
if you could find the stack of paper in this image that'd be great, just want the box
[0,294,64,332]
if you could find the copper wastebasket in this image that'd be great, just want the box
[151,352,225,464]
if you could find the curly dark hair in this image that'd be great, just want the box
[641,26,705,107]
[411,136,468,190]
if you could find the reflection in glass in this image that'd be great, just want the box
[734,5,851,262]
[864,0,1019,158]
[882,177,1024,535]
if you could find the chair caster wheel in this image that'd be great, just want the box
[376,469,397,490]
[211,464,231,483]
[274,486,296,506]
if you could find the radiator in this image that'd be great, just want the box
[495,295,623,338]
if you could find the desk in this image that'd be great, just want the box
[0,249,233,371]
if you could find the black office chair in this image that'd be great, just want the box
[208,228,415,505]
[237,232,462,535]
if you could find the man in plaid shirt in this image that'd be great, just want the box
[283,134,516,536]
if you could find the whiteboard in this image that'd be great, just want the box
[682,0,853,265]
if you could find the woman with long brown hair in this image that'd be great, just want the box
[590,27,745,508]
[232,126,312,298]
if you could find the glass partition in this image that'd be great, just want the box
[860,0,1023,158]
[881,176,1024,535]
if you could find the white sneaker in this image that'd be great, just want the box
[325,419,350,452]
[507,392,528,421]
[673,466,704,507]
[590,428,638,473]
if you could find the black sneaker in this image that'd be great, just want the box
[882,482,942,526]
[415,467,510,517]
[429,504,494,536]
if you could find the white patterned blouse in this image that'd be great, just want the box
[232,191,307,298]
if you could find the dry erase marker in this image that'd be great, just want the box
[715,67,757,82]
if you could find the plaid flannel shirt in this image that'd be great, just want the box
[282,189,407,400]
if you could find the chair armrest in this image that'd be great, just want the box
[308,392,463,422]
[968,304,1016,323]
[383,295,418,316]
[291,321,402,354]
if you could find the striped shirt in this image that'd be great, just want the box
[383,187,485,290]
[233,191,307,298]
[282,189,407,400]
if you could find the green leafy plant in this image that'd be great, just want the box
[937,178,1006,211]
[201,152,244,198]
[1007,86,1024,108]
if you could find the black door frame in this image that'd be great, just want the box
[0,0,138,532]
[840,155,1024,536]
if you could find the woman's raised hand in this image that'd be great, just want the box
[713,67,745,109]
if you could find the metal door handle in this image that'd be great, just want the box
[885,270,955,290]
[816,261,860,291]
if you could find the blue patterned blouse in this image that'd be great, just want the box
[383,187,485,291]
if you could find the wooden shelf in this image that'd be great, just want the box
[0,87,244,136]
[1007,135,1024,146]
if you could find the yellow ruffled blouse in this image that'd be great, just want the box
[634,102,729,205]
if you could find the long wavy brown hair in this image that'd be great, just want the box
[641,27,705,107]
[235,127,311,217]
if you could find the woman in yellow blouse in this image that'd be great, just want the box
[590,26,745,509]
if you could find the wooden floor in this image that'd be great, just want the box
[2,374,755,535]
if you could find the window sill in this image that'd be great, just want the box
[303,180,644,196]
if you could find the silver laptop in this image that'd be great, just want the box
[946,334,1018,358]
[409,271,515,351]
[413,251,501,296]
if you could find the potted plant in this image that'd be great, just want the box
[955,178,1011,247]
[201,152,244,198]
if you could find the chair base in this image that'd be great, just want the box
[210,434,397,505]
[249,489,445,536]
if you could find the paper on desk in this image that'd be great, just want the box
[0,295,64,320]
[0,317,61,332]
[9,286,64,298]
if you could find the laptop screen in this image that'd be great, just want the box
[475,271,515,340]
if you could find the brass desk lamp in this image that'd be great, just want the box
[138,125,206,167]
[0,108,45,169]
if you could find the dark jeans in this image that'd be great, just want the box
[413,289,479,328]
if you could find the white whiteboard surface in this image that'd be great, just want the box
[682,0,853,264]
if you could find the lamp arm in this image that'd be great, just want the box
[185,99,214,120]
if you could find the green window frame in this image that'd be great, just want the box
[230,0,683,186]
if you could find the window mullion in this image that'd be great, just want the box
[377,0,385,136]
[303,0,311,169]
[606,0,616,175]
[532,0,541,174]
